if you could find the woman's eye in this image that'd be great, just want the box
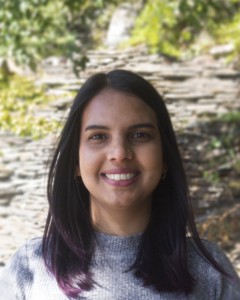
[89,133,150,140]
[132,132,150,138]
[90,134,107,140]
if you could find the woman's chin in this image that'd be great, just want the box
[105,198,136,209]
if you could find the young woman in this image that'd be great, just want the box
[0,70,240,299]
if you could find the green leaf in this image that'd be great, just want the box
[95,0,103,8]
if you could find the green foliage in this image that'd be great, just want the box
[208,137,222,149]
[127,1,180,56]
[203,110,240,184]
[215,111,240,156]
[210,111,240,157]
[216,111,240,123]
[127,0,240,58]
[0,0,117,74]
[203,170,220,184]
[0,73,64,139]
[212,11,240,60]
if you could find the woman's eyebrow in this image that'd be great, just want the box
[85,123,155,132]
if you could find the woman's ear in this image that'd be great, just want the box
[162,162,168,173]
[161,163,168,180]
[75,165,81,176]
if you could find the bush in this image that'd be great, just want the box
[127,0,240,59]
[0,0,118,74]
[0,73,64,139]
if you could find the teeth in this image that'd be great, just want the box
[105,173,137,181]
[120,174,127,180]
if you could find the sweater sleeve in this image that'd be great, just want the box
[202,240,240,300]
[0,242,31,300]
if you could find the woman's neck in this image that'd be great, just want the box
[90,199,152,237]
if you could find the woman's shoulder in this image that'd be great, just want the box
[0,238,70,300]
[18,237,49,274]
[186,238,240,299]
[0,238,46,299]
[0,238,44,280]
[9,237,44,262]
[187,237,222,254]
[186,237,233,264]
[186,237,234,270]
[24,237,43,255]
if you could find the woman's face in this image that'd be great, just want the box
[77,88,166,211]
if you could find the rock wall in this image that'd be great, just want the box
[0,46,240,274]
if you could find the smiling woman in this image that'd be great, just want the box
[0,70,240,300]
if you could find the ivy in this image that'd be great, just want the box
[0,73,65,139]
[0,0,119,74]
[203,110,240,184]
[126,0,240,59]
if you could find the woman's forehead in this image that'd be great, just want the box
[81,89,158,127]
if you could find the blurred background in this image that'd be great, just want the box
[0,0,240,275]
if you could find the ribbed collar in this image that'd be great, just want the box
[94,231,143,254]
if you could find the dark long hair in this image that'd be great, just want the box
[42,69,232,297]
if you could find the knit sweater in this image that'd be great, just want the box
[0,233,240,300]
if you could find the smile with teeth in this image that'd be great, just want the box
[104,173,138,181]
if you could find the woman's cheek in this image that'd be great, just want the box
[80,146,102,176]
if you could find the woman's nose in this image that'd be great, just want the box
[106,139,133,162]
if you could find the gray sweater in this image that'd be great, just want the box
[0,233,240,300]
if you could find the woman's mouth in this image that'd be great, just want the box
[103,173,138,181]
[101,172,141,187]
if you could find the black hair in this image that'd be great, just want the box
[42,69,234,297]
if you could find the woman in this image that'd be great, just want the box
[0,70,239,299]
